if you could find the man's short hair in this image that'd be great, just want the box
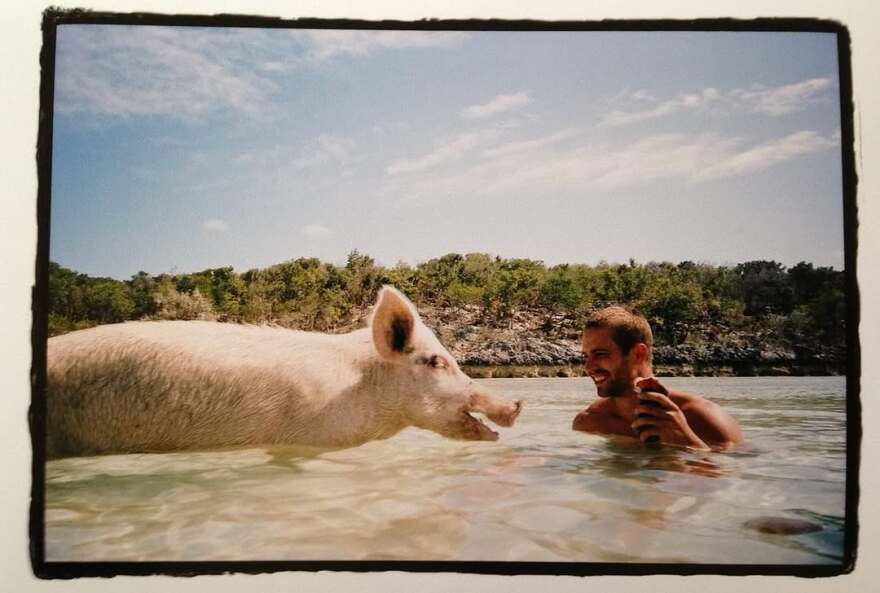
[584,305,653,359]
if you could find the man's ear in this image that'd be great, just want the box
[370,285,418,360]
[632,342,649,365]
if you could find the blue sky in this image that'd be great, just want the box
[50,26,844,280]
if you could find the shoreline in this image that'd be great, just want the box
[461,363,845,379]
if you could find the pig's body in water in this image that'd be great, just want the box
[45,286,522,459]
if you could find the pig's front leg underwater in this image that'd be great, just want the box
[45,285,522,458]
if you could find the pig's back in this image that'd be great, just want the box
[49,320,323,369]
[45,321,371,458]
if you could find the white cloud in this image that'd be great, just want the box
[379,127,838,204]
[180,133,360,198]
[317,134,356,160]
[631,89,658,102]
[731,78,833,116]
[291,134,356,169]
[371,121,411,137]
[599,77,834,128]
[55,26,468,121]
[302,223,331,238]
[478,133,742,195]
[492,129,837,192]
[694,130,839,181]
[386,131,495,175]
[55,26,276,120]
[481,127,582,159]
[289,30,469,63]
[202,219,228,233]
[599,87,722,128]
[258,61,290,73]
[461,91,532,119]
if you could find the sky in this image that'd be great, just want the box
[49,25,845,280]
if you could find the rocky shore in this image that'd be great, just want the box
[416,305,846,379]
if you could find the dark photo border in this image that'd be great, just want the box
[30,8,861,579]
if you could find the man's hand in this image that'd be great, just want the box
[631,377,710,450]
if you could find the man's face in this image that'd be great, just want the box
[581,327,634,397]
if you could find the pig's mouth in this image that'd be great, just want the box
[460,410,500,441]
[457,399,523,441]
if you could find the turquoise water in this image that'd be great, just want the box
[44,376,847,564]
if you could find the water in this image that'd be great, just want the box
[44,376,847,564]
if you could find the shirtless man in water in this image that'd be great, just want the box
[572,305,742,450]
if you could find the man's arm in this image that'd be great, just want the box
[679,397,743,449]
[633,377,743,450]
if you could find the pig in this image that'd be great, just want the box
[45,285,522,459]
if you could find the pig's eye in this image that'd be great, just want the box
[428,354,448,369]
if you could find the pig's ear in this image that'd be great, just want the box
[371,286,419,360]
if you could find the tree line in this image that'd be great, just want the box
[46,252,846,348]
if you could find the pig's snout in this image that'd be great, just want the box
[468,390,523,428]
[493,399,523,427]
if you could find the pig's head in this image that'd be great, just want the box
[370,285,522,441]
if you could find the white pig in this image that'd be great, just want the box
[45,285,522,459]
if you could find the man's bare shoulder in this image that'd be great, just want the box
[586,397,615,414]
[575,396,614,417]
[572,398,631,435]
[671,390,725,418]
[671,390,743,447]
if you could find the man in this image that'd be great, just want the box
[572,305,742,450]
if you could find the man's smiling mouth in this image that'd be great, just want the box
[590,372,610,385]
